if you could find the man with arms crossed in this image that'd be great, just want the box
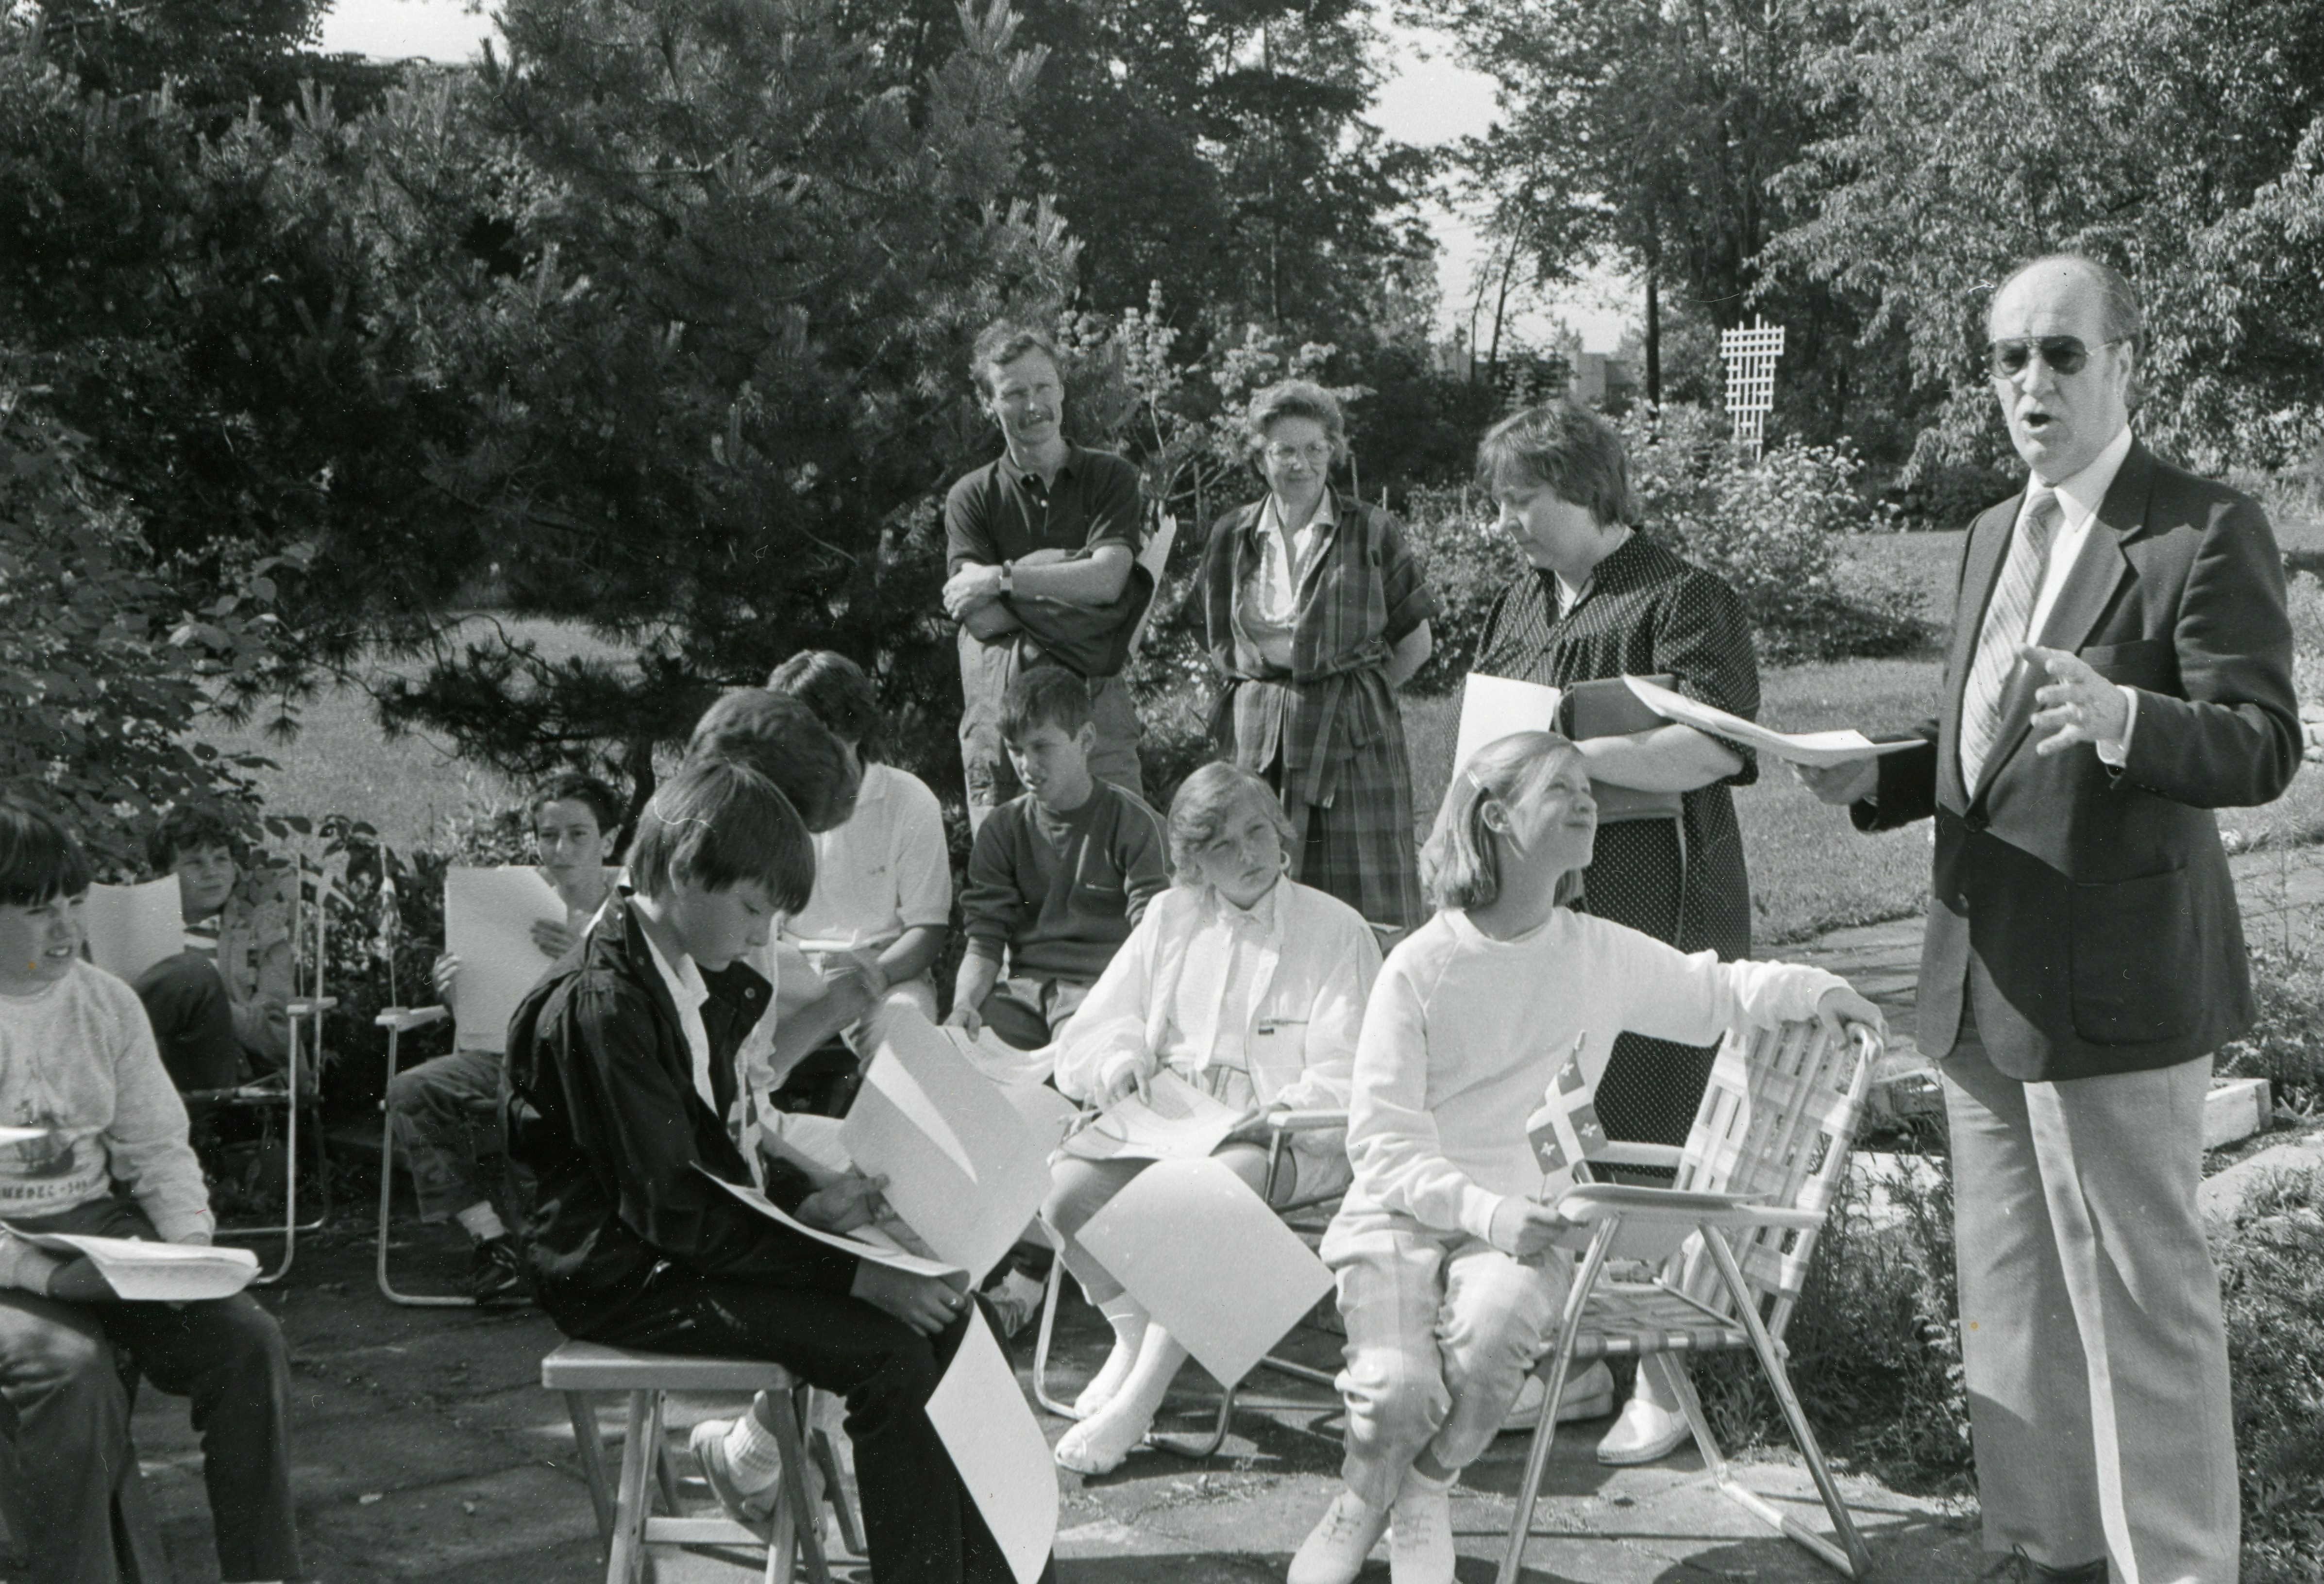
[1802,254,2299,1584]
[943,322,1146,829]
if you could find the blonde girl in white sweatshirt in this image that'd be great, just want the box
[1288,732,1882,1584]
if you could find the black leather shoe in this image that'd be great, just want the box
[469,1235,529,1305]
[1982,1548,2108,1583]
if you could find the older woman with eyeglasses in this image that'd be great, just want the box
[1197,380,1440,933]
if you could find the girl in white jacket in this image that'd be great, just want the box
[1288,732,1882,1584]
[1044,762,1382,1475]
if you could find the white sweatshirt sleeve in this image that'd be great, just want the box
[1597,924,1847,1050]
[1345,949,1506,1244]
[1050,901,1164,1104]
[104,988,217,1245]
[1270,907,1380,1114]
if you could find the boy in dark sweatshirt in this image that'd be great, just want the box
[505,760,1046,1584]
[946,665,1169,1050]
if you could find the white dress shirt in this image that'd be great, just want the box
[2023,423,2139,763]
[634,900,717,1114]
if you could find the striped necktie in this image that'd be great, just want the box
[1958,490,2063,793]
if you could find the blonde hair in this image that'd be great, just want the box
[1167,761,1294,879]
[1421,731,1587,912]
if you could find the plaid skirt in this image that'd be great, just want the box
[1252,695,1426,933]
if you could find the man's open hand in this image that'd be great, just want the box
[2023,645,2131,757]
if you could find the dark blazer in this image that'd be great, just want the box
[1858,439,2301,1082]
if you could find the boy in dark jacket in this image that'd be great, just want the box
[505,760,1046,1584]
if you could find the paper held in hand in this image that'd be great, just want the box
[443,866,569,1054]
[6,1231,259,1302]
[1058,1069,1246,1163]
[839,1008,1053,1285]
[1621,674,1922,768]
[81,875,188,984]
[1452,674,1564,776]
[696,1168,967,1286]
[1077,1156,1333,1389]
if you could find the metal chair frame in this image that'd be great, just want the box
[541,1341,862,1584]
[190,861,339,1285]
[1028,1106,1348,1458]
[371,1002,495,1307]
[1494,1019,1882,1584]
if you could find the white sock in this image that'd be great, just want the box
[724,1394,784,1493]
[455,1202,506,1243]
[1059,1326,1189,1468]
[1074,1291,1149,1417]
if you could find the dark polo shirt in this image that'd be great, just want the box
[943,443,1143,578]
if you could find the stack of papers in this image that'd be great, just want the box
[1058,1070,1247,1162]
[5,1231,259,1301]
[1622,675,1920,768]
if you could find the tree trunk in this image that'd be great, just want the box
[1645,268,1662,407]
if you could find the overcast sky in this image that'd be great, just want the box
[315,0,1629,351]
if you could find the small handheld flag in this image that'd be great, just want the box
[1524,1032,1606,1199]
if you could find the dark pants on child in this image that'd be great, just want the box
[0,1201,300,1584]
[386,1047,505,1222]
[133,952,247,1094]
[564,1272,1052,1584]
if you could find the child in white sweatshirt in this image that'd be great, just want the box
[1287,733,1882,1584]
[0,802,300,1584]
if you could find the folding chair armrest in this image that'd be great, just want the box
[1589,1142,1684,1170]
[1264,1107,1348,1135]
[287,996,338,1016]
[375,1006,452,1034]
[1554,1184,1773,1221]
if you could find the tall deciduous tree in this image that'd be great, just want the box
[1767,0,2324,476]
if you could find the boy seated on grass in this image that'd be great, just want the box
[133,802,297,1093]
[504,761,1049,1584]
[946,665,1169,1051]
[0,803,301,1584]
[386,770,623,1304]
[765,650,952,1112]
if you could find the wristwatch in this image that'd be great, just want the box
[998,560,1015,596]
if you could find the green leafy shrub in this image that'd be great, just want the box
[2218,946,2324,1119]
[2219,1169,2324,1581]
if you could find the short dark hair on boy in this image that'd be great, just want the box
[1000,666,1092,741]
[527,772,625,841]
[148,803,242,874]
[627,760,815,915]
[1473,401,1636,530]
[0,803,94,907]
[681,688,860,834]
[766,650,886,764]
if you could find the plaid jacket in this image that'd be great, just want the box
[1199,490,1440,811]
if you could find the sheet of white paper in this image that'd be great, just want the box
[839,1009,1053,1284]
[1622,675,1923,768]
[1076,1156,1333,1388]
[938,1022,1055,1087]
[1060,1070,1245,1163]
[444,866,568,1053]
[6,1231,258,1301]
[81,876,187,984]
[925,1307,1056,1584]
[697,1168,967,1284]
[1003,1082,1085,1155]
[1454,674,1565,777]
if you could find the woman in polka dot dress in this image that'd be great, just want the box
[1468,402,1762,1467]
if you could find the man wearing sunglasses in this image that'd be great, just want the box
[1802,253,2298,1584]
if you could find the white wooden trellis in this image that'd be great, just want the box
[1719,317,1786,462]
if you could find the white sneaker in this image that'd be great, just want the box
[984,1267,1045,1338]
[688,1418,778,1539]
[1386,1470,1455,1584]
[1052,1394,1155,1477]
[1596,1392,1691,1465]
[1288,1487,1392,1584]
[1497,1361,1615,1434]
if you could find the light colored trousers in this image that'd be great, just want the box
[1944,1015,2238,1584]
[1320,1208,1566,1510]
